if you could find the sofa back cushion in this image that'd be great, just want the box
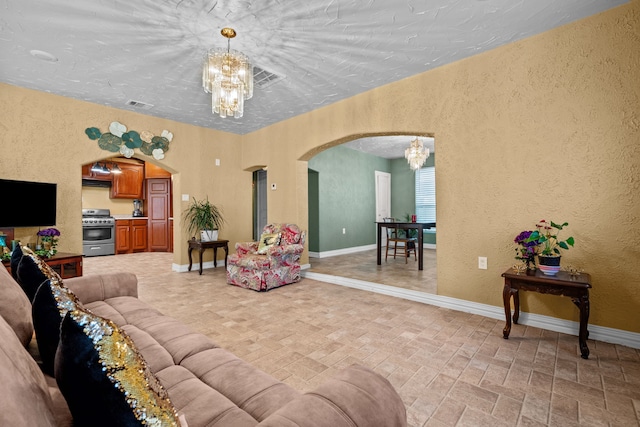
[0,315,58,427]
[0,262,33,347]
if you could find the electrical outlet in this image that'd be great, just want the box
[478,257,487,270]
[181,194,189,201]
[215,159,220,166]
[342,228,346,234]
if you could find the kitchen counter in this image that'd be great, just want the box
[113,215,148,220]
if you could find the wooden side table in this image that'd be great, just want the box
[187,238,229,275]
[2,252,83,279]
[502,268,592,359]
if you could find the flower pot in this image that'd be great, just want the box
[538,255,561,276]
[201,230,218,242]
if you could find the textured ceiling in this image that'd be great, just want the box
[0,0,626,157]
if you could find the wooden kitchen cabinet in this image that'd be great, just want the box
[111,162,144,199]
[115,221,130,254]
[145,162,171,179]
[115,219,148,254]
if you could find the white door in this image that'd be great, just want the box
[375,171,391,246]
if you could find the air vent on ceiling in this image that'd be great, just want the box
[126,100,154,110]
[253,66,285,89]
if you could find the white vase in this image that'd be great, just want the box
[201,230,218,241]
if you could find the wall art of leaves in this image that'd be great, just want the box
[85,122,173,160]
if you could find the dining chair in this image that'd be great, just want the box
[383,217,417,263]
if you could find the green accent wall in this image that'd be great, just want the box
[308,145,390,252]
[308,146,437,252]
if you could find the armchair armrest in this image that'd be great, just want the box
[235,241,260,255]
[64,272,138,304]
[257,365,406,426]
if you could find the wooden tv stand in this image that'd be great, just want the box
[2,252,83,279]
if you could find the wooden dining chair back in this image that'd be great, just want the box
[383,217,417,263]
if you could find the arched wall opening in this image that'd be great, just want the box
[299,131,437,295]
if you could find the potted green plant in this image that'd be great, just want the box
[525,219,575,275]
[183,197,225,241]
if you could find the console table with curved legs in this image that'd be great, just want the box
[502,267,592,359]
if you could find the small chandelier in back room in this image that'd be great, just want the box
[202,28,254,119]
[405,137,430,171]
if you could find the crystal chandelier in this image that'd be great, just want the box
[202,28,253,119]
[404,137,430,171]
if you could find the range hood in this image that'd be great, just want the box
[81,178,111,188]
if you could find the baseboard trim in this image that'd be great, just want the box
[309,245,377,258]
[172,262,224,273]
[309,243,436,259]
[301,271,640,350]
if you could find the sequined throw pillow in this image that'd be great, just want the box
[257,232,281,254]
[55,307,182,427]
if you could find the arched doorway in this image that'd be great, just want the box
[303,133,437,295]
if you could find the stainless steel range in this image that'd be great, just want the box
[82,208,115,257]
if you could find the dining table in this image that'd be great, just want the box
[376,221,436,270]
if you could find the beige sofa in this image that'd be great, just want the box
[0,257,407,426]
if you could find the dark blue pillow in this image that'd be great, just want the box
[32,278,80,376]
[11,245,49,302]
[55,307,181,427]
[9,243,22,280]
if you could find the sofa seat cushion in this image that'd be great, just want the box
[156,365,259,427]
[0,263,33,347]
[83,294,301,425]
[83,296,163,326]
[85,297,219,365]
[181,348,300,422]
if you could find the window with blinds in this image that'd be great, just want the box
[415,166,436,223]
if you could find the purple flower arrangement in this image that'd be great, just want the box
[514,230,539,268]
[36,227,60,258]
[37,228,61,238]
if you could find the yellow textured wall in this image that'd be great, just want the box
[0,84,251,266]
[0,2,638,334]
[243,1,640,333]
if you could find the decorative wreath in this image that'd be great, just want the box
[85,122,173,160]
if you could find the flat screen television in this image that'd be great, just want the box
[0,179,57,227]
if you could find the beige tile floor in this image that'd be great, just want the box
[307,248,437,293]
[83,252,640,427]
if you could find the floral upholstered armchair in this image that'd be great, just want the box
[226,223,306,291]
